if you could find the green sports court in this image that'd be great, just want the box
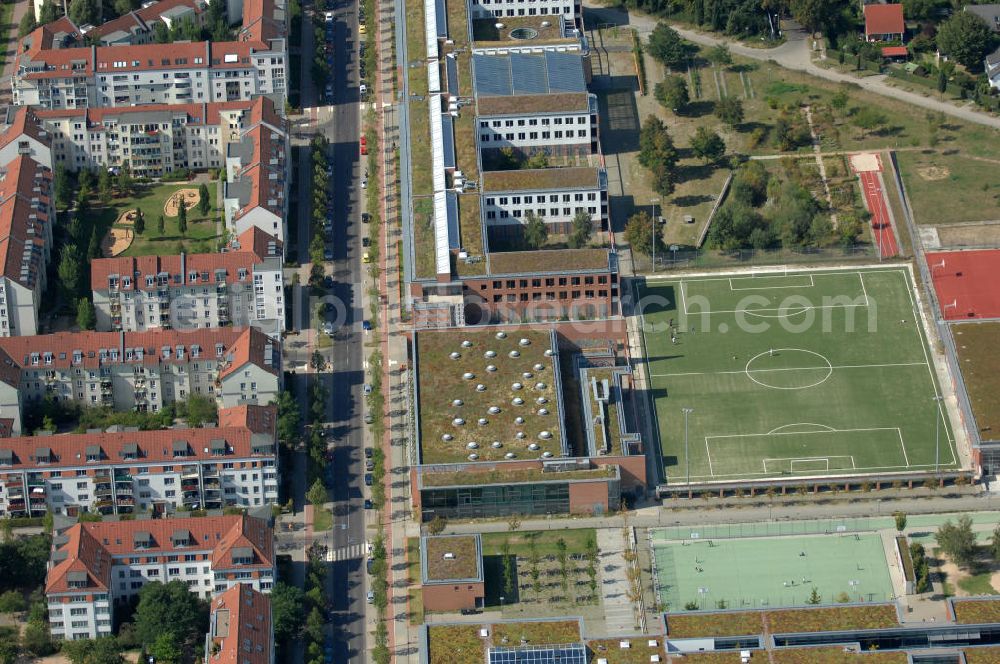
[637,266,957,483]
[651,531,895,610]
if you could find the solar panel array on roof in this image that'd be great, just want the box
[445,192,460,249]
[441,114,456,169]
[446,54,460,95]
[473,52,587,98]
[434,0,447,36]
[488,644,587,664]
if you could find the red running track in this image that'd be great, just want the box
[859,170,899,258]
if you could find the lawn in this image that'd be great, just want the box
[966,648,1000,664]
[481,529,596,558]
[110,182,221,256]
[414,328,563,464]
[958,571,998,596]
[665,611,764,638]
[406,537,424,623]
[951,322,1000,438]
[954,598,1000,624]
[770,647,907,664]
[896,151,1000,226]
[312,504,332,532]
[765,605,899,633]
[427,625,485,664]
[587,638,663,664]
[491,619,581,646]
[638,267,957,482]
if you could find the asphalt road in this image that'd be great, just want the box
[309,0,369,659]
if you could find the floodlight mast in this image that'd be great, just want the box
[682,407,694,486]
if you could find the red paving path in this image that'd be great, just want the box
[859,169,899,259]
[925,250,1000,320]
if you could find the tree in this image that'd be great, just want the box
[0,591,24,614]
[183,393,217,426]
[936,12,994,70]
[427,515,447,535]
[894,512,907,532]
[115,168,133,198]
[690,126,726,163]
[707,43,732,66]
[18,12,37,37]
[555,538,569,593]
[53,164,72,209]
[88,227,102,260]
[523,212,548,249]
[177,201,188,234]
[806,587,822,604]
[568,210,593,249]
[98,168,113,205]
[655,75,689,112]
[61,637,125,664]
[789,0,847,35]
[647,23,691,67]
[528,537,542,596]
[831,90,849,111]
[58,246,81,300]
[625,211,664,258]
[270,582,305,642]
[638,115,679,197]
[507,515,521,532]
[714,96,744,127]
[156,214,165,234]
[275,391,300,447]
[68,0,100,27]
[152,21,170,43]
[198,182,211,215]
[306,478,327,506]
[311,349,326,372]
[851,107,887,138]
[991,524,1000,562]
[134,209,145,235]
[935,515,977,569]
[501,541,515,597]
[38,0,62,24]
[305,606,325,643]
[133,580,209,649]
[76,299,96,330]
[21,621,54,656]
[148,633,181,664]
[937,70,947,93]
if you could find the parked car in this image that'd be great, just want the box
[361,212,371,223]
[359,23,366,35]
[362,320,372,331]
[365,460,375,471]
[360,135,367,155]
[364,447,374,459]
[324,11,334,21]
[364,499,373,511]
[363,383,372,395]
[323,275,335,289]
[364,413,374,424]
[323,248,333,261]
[362,236,370,247]
[366,558,374,574]
[362,252,371,264]
[359,83,368,96]
[366,590,374,603]
[322,321,334,336]
[364,473,373,486]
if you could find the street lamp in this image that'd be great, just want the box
[682,408,694,487]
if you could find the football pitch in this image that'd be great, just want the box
[637,267,957,483]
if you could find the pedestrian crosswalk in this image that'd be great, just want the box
[327,543,366,562]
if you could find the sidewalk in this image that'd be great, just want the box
[0,0,29,103]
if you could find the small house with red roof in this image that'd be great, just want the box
[205,584,274,664]
[864,3,905,42]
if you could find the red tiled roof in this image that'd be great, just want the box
[881,46,908,57]
[94,41,209,72]
[234,227,283,259]
[0,327,275,374]
[89,251,260,292]
[864,4,904,36]
[0,107,50,153]
[218,328,278,379]
[16,43,93,80]
[87,0,205,41]
[46,516,273,594]
[0,156,52,286]
[37,99,255,131]
[0,405,275,471]
[208,584,272,664]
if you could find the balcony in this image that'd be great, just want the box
[114,472,131,483]
[94,484,112,495]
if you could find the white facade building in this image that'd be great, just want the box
[481,166,607,234]
[45,515,274,640]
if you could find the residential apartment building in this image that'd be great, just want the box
[481,166,607,235]
[205,584,274,664]
[91,227,284,335]
[45,515,274,639]
[14,0,287,110]
[38,98,260,176]
[0,326,280,434]
[85,0,208,46]
[222,102,288,241]
[0,108,56,338]
[0,404,278,518]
